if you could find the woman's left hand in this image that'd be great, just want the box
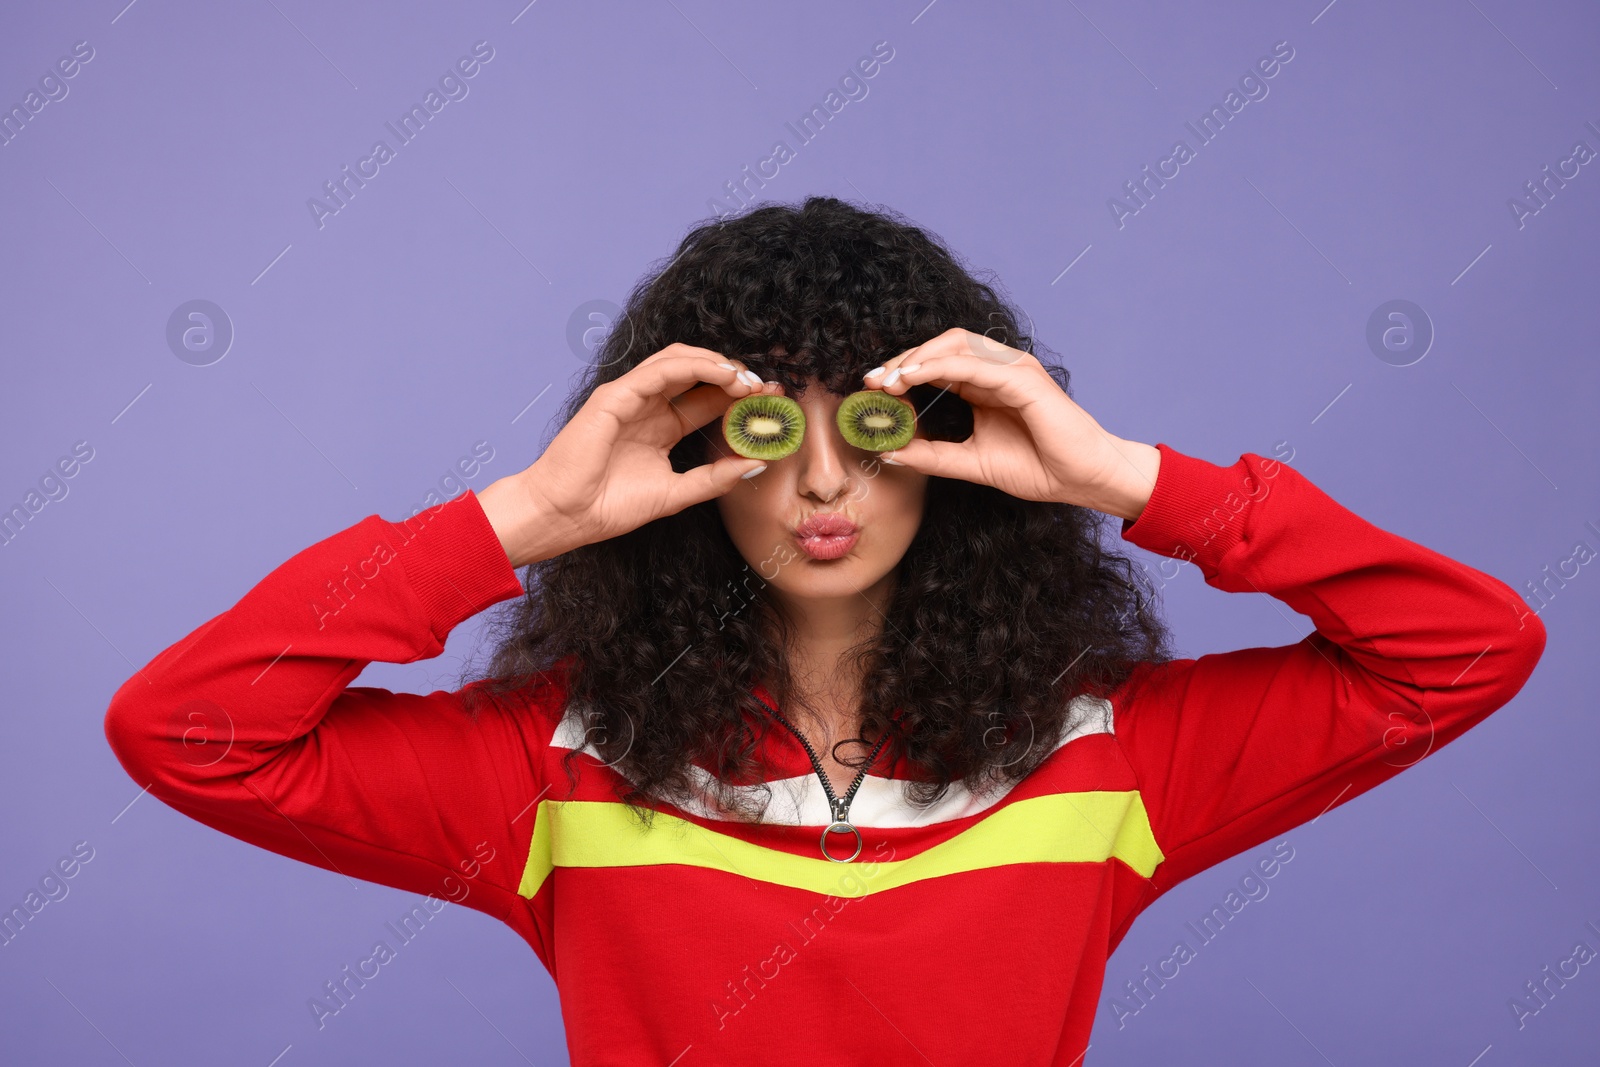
[865,328,1161,522]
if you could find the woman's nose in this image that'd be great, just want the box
[794,412,851,502]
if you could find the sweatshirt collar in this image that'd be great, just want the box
[745,681,930,783]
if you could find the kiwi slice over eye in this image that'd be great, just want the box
[722,393,806,460]
[836,389,916,452]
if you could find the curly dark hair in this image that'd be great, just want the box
[463,195,1173,827]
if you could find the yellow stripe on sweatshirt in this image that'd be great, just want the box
[516,790,1163,899]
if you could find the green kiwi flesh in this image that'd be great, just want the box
[723,394,806,460]
[836,390,915,452]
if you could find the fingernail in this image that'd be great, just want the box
[864,366,886,378]
[883,368,902,388]
[741,464,767,479]
[901,363,921,374]
[717,362,736,370]
[739,370,762,386]
[879,453,903,466]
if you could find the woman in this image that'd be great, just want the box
[104,197,1545,1065]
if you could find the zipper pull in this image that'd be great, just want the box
[822,796,863,863]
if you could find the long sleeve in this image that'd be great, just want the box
[102,488,556,923]
[1109,444,1546,909]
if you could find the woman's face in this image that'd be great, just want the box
[711,374,930,605]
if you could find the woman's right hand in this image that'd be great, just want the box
[477,344,780,567]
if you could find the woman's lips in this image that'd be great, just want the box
[794,514,859,560]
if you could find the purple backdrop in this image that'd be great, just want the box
[3,1,1596,1063]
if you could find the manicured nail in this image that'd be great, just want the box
[883,368,902,388]
[879,452,903,466]
[717,362,736,370]
[900,363,921,374]
[739,370,762,386]
[741,464,767,479]
[864,366,886,378]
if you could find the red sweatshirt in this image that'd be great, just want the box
[103,443,1544,1065]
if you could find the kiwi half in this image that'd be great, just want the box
[836,390,916,452]
[723,394,806,461]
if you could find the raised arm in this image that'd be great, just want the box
[101,489,551,921]
[1108,444,1546,903]
[102,344,783,923]
[858,330,1545,910]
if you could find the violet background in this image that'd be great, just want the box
[3,1,1597,1063]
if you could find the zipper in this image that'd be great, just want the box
[751,690,893,863]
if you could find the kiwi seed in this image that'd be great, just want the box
[836,390,915,452]
[723,394,806,461]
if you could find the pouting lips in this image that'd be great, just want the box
[794,513,859,560]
